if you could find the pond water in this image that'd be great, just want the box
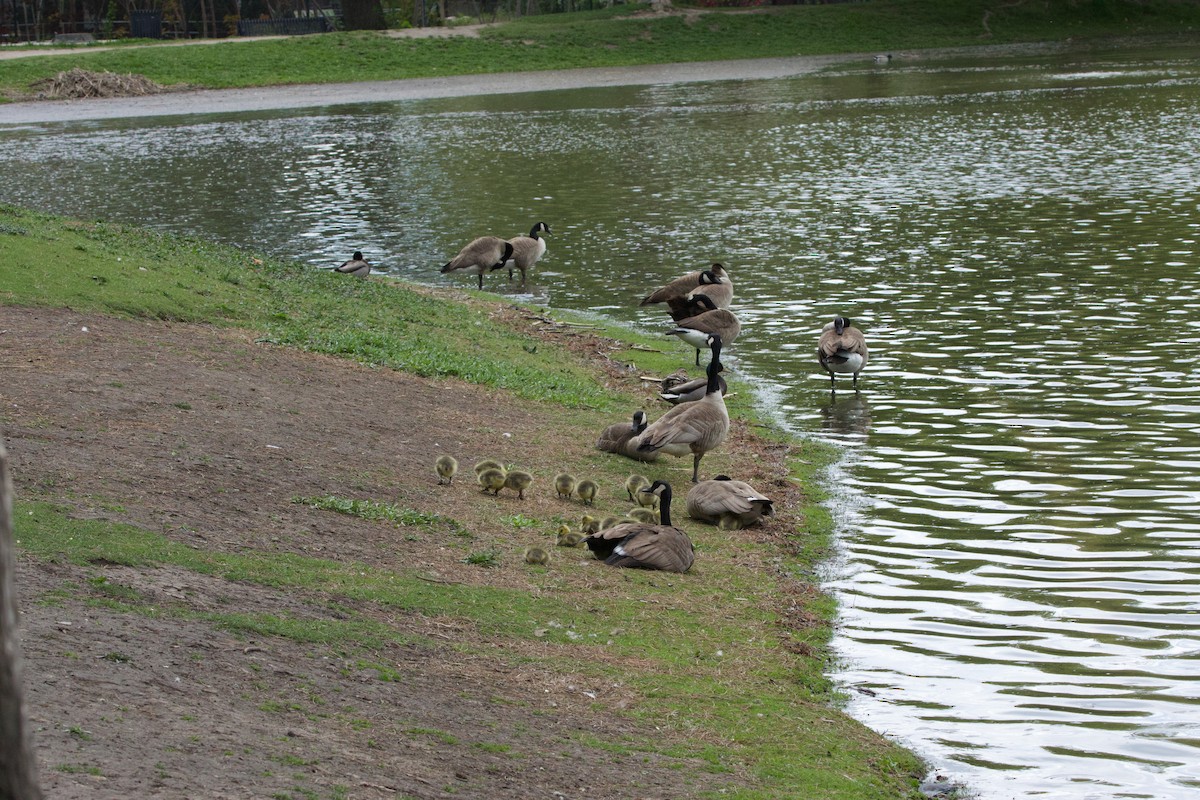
[3,40,1200,799]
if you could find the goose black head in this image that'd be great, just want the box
[833,317,851,334]
[352,251,363,260]
[632,409,648,433]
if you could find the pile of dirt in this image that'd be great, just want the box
[31,67,175,99]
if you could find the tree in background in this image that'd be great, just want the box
[341,0,385,28]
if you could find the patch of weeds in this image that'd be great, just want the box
[66,725,92,740]
[464,549,500,568]
[472,742,512,754]
[406,727,458,745]
[101,651,131,663]
[293,495,466,535]
[172,402,193,410]
[356,660,402,682]
[56,763,101,775]
[502,514,539,529]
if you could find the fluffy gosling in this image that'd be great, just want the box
[581,514,600,535]
[478,468,506,495]
[626,507,659,524]
[435,455,458,485]
[576,479,599,506]
[556,525,584,547]
[504,470,534,500]
[625,473,650,502]
[524,546,551,566]
[554,472,577,500]
[474,459,504,476]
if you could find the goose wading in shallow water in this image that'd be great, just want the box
[583,480,695,573]
[504,221,550,286]
[632,334,729,483]
[817,316,869,391]
[440,236,514,290]
[640,263,732,307]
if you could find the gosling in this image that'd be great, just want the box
[478,468,506,495]
[435,455,458,485]
[474,459,504,476]
[556,525,584,548]
[554,472,577,500]
[576,479,599,506]
[504,470,534,500]
[524,546,551,566]
[625,473,650,502]
[581,514,600,535]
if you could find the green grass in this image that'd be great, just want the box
[0,205,622,410]
[2,0,1199,100]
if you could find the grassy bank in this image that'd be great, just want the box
[0,205,932,797]
[2,0,1199,100]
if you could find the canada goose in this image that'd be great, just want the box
[686,475,774,529]
[332,251,371,278]
[505,222,550,285]
[633,335,729,483]
[581,514,600,535]
[474,459,504,476]
[625,473,650,502]
[556,526,584,547]
[817,317,869,391]
[626,507,659,524]
[597,410,657,462]
[478,468,506,495]
[668,294,741,366]
[435,455,458,485]
[583,481,695,573]
[554,472,577,500]
[504,470,534,500]
[659,367,728,405]
[664,269,733,320]
[524,546,551,566]
[440,236,515,290]
[640,263,731,307]
[873,53,892,65]
[576,479,599,506]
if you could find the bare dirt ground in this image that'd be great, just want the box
[1,303,801,799]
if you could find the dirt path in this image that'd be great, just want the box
[2,304,800,798]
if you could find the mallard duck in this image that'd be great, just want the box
[332,251,371,278]
[440,236,515,290]
[474,459,504,476]
[504,222,550,286]
[817,317,869,392]
[576,479,598,506]
[434,454,458,485]
[668,294,741,366]
[632,335,730,483]
[581,514,600,535]
[524,546,551,566]
[554,472,577,500]
[583,481,695,573]
[686,475,774,529]
[597,410,657,462]
[504,470,534,500]
[478,467,506,495]
[625,473,650,502]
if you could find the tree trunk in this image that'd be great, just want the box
[341,0,387,29]
[0,441,42,800]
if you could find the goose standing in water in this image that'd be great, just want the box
[817,317,869,392]
[440,236,515,290]
[667,294,740,366]
[640,263,732,307]
[583,480,695,573]
[332,251,371,278]
[686,475,774,529]
[633,334,729,483]
[504,222,550,286]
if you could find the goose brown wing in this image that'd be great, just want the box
[606,527,695,573]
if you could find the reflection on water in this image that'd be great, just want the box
[3,41,1200,800]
